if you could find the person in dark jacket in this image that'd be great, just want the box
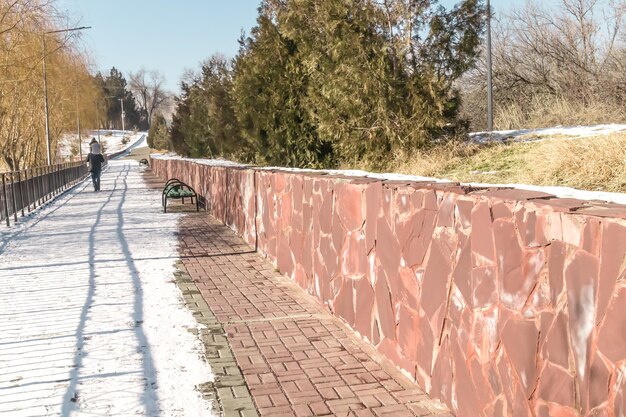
[86,138,105,191]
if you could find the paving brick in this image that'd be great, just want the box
[359,394,383,408]
[319,387,340,400]
[334,385,355,399]
[258,405,293,415]
[353,411,377,417]
[292,404,315,416]
[270,393,290,407]
[350,382,382,393]
[249,384,282,396]
[326,398,367,413]
[175,212,452,417]
[309,401,331,415]
[408,403,444,416]
[391,389,428,403]
[374,392,399,406]
[373,404,417,416]
[286,391,323,405]
[255,395,273,408]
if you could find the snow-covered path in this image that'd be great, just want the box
[0,161,215,416]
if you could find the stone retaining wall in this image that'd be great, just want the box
[152,156,626,417]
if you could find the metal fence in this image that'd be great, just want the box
[0,161,89,227]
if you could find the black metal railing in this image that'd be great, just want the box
[0,161,89,227]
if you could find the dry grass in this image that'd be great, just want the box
[522,135,626,191]
[494,95,626,131]
[121,145,152,162]
[372,133,626,193]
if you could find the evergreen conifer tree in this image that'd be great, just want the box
[232,0,335,167]
[147,114,169,149]
[167,0,485,168]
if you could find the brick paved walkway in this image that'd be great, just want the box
[176,212,453,417]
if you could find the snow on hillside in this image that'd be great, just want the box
[131,134,148,149]
[58,130,147,160]
[470,123,626,143]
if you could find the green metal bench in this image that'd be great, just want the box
[162,178,199,213]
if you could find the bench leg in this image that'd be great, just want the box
[164,198,167,213]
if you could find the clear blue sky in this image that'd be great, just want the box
[57,0,519,94]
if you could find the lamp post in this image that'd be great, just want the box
[120,98,125,131]
[95,99,101,143]
[77,99,82,160]
[486,0,493,132]
[73,73,82,161]
[42,26,91,165]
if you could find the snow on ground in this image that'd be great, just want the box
[59,130,147,160]
[110,133,149,160]
[470,123,626,143]
[0,160,215,416]
[152,153,626,205]
[132,134,148,149]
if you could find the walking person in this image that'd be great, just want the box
[86,138,105,192]
[89,137,101,155]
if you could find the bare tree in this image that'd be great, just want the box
[128,68,169,129]
[0,0,100,170]
[460,0,626,130]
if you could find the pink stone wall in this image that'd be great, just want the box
[151,157,626,417]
